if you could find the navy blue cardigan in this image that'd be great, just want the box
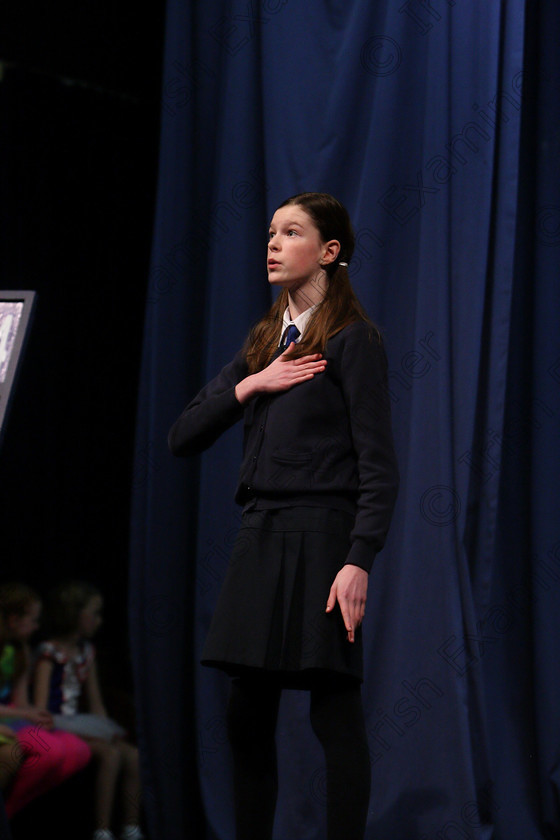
[169,320,399,573]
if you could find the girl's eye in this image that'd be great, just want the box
[287,230,298,236]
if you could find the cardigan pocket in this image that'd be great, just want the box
[271,448,314,466]
[268,448,315,491]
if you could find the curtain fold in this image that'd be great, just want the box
[129,2,560,838]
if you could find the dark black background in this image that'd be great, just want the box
[0,4,166,833]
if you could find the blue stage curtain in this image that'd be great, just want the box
[129,2,560,838]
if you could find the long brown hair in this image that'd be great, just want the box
[245,192,378,373]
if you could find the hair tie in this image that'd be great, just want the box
[338,261,348,267]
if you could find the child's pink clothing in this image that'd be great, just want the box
[0,642,91,817]
[3,725,91,817]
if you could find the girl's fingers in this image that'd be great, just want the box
[326,583,337,613]
[296,360,326,372]
[293,352,323,364]
[337,593,366,643]
[340,605,355,643]
[280,346,323,364]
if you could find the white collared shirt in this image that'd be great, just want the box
[278,305,318,346]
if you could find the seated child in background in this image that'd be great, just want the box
[33,580,144,840]
[0,581,91,818]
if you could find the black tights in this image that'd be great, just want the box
[226,674,371,840]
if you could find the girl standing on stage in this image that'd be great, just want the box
[169,192,399,840]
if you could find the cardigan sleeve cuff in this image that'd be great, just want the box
[344,539,376,574]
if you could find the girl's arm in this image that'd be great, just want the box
[168,349,249,456]
[10,668,29,709]
[9,642,34,709]
[169,345,327,455]
[0,700,28,719]
[30,658,55,728]
[0,676,29,718]
[33,658,54,711]
[0,662,54,728]
[327,322,400,643]
[339,321,400,571]
[84,659,107,717]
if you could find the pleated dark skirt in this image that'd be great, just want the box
[201,505,363,687]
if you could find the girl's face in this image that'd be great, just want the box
[8,600,42,641]
[78,595,103,639]
[267,205,339,292]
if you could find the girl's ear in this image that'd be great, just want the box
[321,239,341,265]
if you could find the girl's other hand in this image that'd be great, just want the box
[326,564,368,643]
